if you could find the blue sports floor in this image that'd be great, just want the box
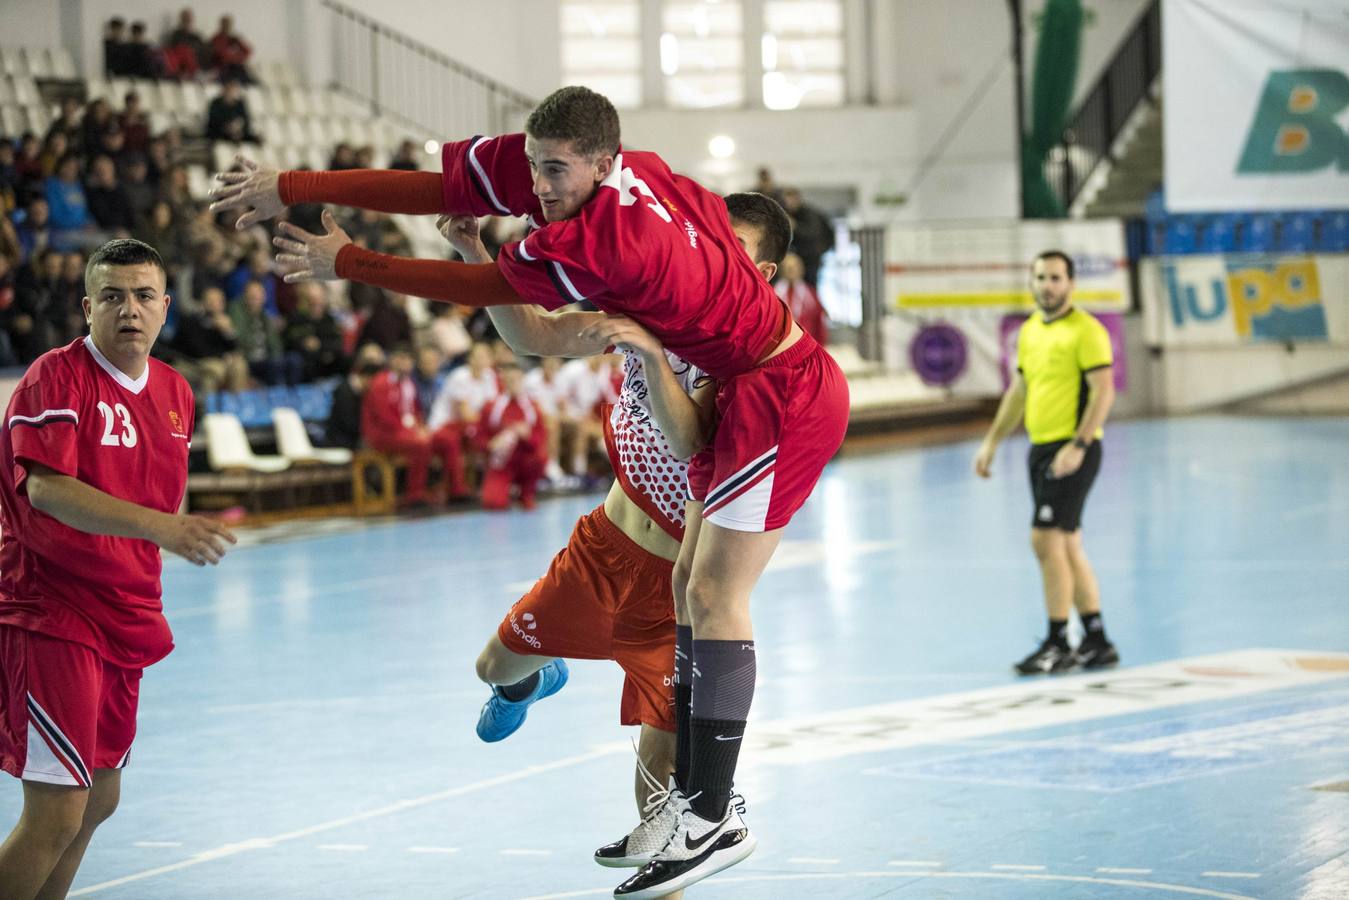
[4,415,1347,899]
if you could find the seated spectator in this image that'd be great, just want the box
[44,154,95,248]
[104,18,132,77]
[120,92,151,155]
[12,249,67,361]
[160,164,199,221]
[428,340,498,430]
[171,285,249,394]
[782,187,832,288]
[210,15,254,84]
[412,345,446,419]
[145,137,173,186]
[523,356,570,485]
[84,155,134,234]
[555,354,618,477]
[125,22,161,80]
[326,343,385,449]
[121,156,158,226]
[13,135,44,192]
[91,127,131,170]
[14,196,51,262]
[475,359,548,511]
[0,253,21,366]
[355,290,413,352]
[776,251,829,346]
[361,344,470,507]
[0,142,16,217]
[163,8,209,80]
[328,143,357,170]
[80,100,114,161]
[354,146,375,169]
[38,132,69,179]
[134,201,187,277]
[388,140,420,171]
[426,302,471,364]
[230,279,299,385]
[44,99,85,159]
[283,282,345,381]
[51,251,87,345]
[226,248,278,315]
[206,80,259,144]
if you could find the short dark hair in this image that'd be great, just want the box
[724,192,793,267]
[85,239,167,294]
[1034,250,1075,279]
[525,86,620,159]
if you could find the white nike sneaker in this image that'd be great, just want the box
[593,779,690,868]
[612,794,755,898]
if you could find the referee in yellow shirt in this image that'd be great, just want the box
[974,250,1119,675]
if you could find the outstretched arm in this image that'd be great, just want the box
[271,210,527,307]
[210,157,446,228]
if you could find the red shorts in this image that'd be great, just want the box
[0,626,141,787]
[689,335,849,532]
[498,505,676,731]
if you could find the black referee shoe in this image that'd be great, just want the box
[1014,638,1077,675]
[1074,638,1120,670]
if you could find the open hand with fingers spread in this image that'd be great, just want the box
[209,155,286,228]
[273,210,353,283]
[579,314,663,362]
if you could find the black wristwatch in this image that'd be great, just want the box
[1072,437,1091,449]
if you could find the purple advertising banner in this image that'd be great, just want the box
[999,312,1128,392]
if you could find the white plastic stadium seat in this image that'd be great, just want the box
[21,48,51,78]
[272,408,352,465]
[204,413,291,473]
[0,106,22,137]
[49,47,76,79]
[0,48,25,77]
[8,76,37,106]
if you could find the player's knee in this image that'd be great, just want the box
[475,645,508,684]
[683,575,733,627]
[1030,529,1063,561]
[23,789,88,851]
[84,786,120,829]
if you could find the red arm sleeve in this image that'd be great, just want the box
[278,169,446,215]
[335,245,531,307]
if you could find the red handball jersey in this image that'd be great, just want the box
[0,338,195,669]
[441,135,788,379]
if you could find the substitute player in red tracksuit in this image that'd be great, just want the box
[213,85,850,898]
[0,240,236,899]
[473,361,547,511]
[361,344,470,506]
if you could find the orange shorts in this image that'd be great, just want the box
[497,505,676,731]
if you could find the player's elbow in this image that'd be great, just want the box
[25,473,57,513]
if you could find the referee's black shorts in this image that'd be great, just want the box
[1027,440,1102,531]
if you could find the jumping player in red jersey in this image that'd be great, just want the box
[0,240,237,900]
[450,197,787,890]
[210,86,850,897]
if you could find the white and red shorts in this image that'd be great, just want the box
[689,335,849,532]
[0,626,141,787]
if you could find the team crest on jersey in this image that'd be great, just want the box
[169,410,188,439]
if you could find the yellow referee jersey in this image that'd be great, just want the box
[1016,306,1113,445]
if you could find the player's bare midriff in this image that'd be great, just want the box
[603,484,681,563]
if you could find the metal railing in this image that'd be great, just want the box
[321,0,536,141]
[1044,0,1161,211]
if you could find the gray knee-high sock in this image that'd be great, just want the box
[687,638,756,820]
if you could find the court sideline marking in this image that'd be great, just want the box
[68,746,624,896]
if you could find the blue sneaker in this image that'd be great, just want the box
[475,659,569,743]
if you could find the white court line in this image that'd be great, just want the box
[500,849,553,856]
[517,870,1260,900]
[1203,871,1262,879]
[68,745,624,896]
[407,846,460,854]
[888,860,942,867]
[1099,867,1153,874]
[991,864,1046,871]
[132,842,182,848]
[787,857,839,865]
[316,844,367,852]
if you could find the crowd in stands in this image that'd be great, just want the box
[105,10,255,84]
